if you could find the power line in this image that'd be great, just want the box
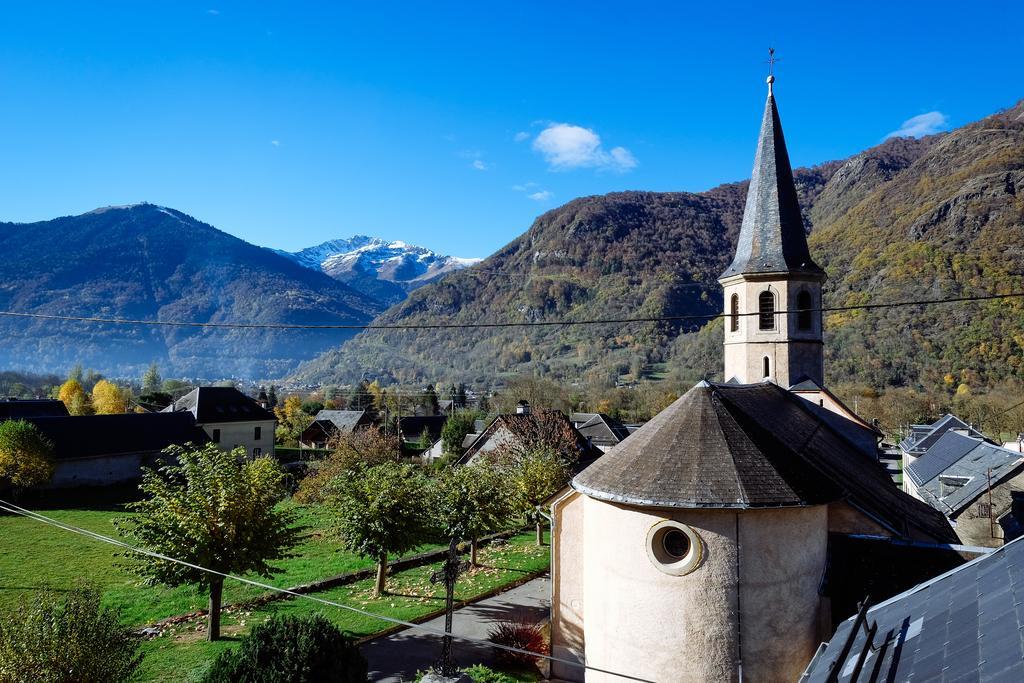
[0,291,1022,332]
[0,499,650,682]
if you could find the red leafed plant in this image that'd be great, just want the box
[486,620,549,665]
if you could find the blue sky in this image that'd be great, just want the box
[0,2,1020,258]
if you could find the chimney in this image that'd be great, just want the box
[516,400,531,416]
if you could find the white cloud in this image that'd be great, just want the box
[206,8,220,15]
[472,159,488,171]
[528,190,553,201]
[511,182,538,192]
[886,111,949,139]
[514,131,530,143]
[531,123,637,172]
[270,140,281,147]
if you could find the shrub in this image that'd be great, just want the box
[463,664,522,683]
[0,586,142,683]
[202,614,367,683]
[486,620,549,666]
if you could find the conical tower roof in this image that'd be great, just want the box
[719,77,824,279]
[572,381,835,508]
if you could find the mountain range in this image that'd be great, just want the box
[0,205,385,378]
[274,237,480,306]
[289,99,1024,393]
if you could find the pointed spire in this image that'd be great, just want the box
[720,75,823,279]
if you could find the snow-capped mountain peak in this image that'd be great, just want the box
[274,236,481,306]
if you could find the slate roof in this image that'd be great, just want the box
[22,413,209,460]
[900,414,983,454]
[719,84,824,279]
[0,399,69,419]
[457,410,598,465]
[398,415,447,442]
[164,387,275,423]
[910,432,1024,516]
[573,381,958,543]
[801,536,1024,682]
[575,413,631,447]
[312,410,369,432]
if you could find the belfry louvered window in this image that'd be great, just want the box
[729,294,739,332]
[796,290,813,331]
[758,291,775,330]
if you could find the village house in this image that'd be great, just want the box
[298,409,374,449]
[569,412,631,453]
[20,412,209,488]
[458,402,600,466]
[547,73,968,683]
[163,386,275,458]
[899,413,985,472]
[905,428,1024,547]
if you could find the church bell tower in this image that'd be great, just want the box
[719,72,825,387]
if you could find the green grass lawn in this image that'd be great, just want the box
[0,501,550,682]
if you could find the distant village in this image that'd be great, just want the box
[3,74,1024,683]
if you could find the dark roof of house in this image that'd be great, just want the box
[899,414,983,454]
[398,415,447,441]
[0,399,69,419]
[22,412,209,461]
[801,536,1024,682]
[573,381,957,543]
[312,410,369,433]
[719,84,824,279]
[911,433,1024,515]
[164,387,275,423]
[458,410,599,465]
[576,413,631,447]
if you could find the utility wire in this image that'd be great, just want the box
[0,291,1021,331]
[0,499,651,683]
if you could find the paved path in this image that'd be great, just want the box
[361,575,551,682]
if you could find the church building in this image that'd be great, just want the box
[548,74,964,683]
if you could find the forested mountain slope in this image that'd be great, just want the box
[0,204,382,378]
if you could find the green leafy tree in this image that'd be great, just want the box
[421,384,440,416]
[327,461,430,597]
[141,363,162,395]
[274,395,313,447]
[267,385,278,408]
[432,462,514,565]
[0,419,55,490]
[0,586,142,683]
[441,411,479,456]
[202,614,367,683]
[509,449,570,546]
[294,428,399,503]
[117,443,299,641]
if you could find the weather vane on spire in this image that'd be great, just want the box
[765,47,780,94]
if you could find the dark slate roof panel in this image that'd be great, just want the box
[398,415,447,441]
[906,430,983,486]
[0,399,69,419]
[918,439,1024,515]
[801,536,1024,682]
[165,387,275,423]
[719,88,824,279]
[311,410,368,433]
[23,413,209,460]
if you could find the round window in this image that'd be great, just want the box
[646,520,702,576]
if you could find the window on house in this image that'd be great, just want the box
[796,290,813,331]
[763,356,771,378]
[729,294,739,332]
[252,447,262,458]
[758,291,776,330]
[212,428,221,443]
[254,426,262,440]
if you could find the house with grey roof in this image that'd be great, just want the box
[899,413,984,463]
[299,409,373,449]
[801,535,1023,682]
[163,387,275,458]
[905,429,1024,547]
[572,413,631,452]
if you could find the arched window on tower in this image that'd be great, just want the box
[729,294,739,332]
[763,356,771,378]
[758,291,776,330]
[796,290,813,331]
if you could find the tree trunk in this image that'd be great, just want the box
[470,537,479,566]
[374,552,388,597]
[536,520,544,546]
[207,578,223,641]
